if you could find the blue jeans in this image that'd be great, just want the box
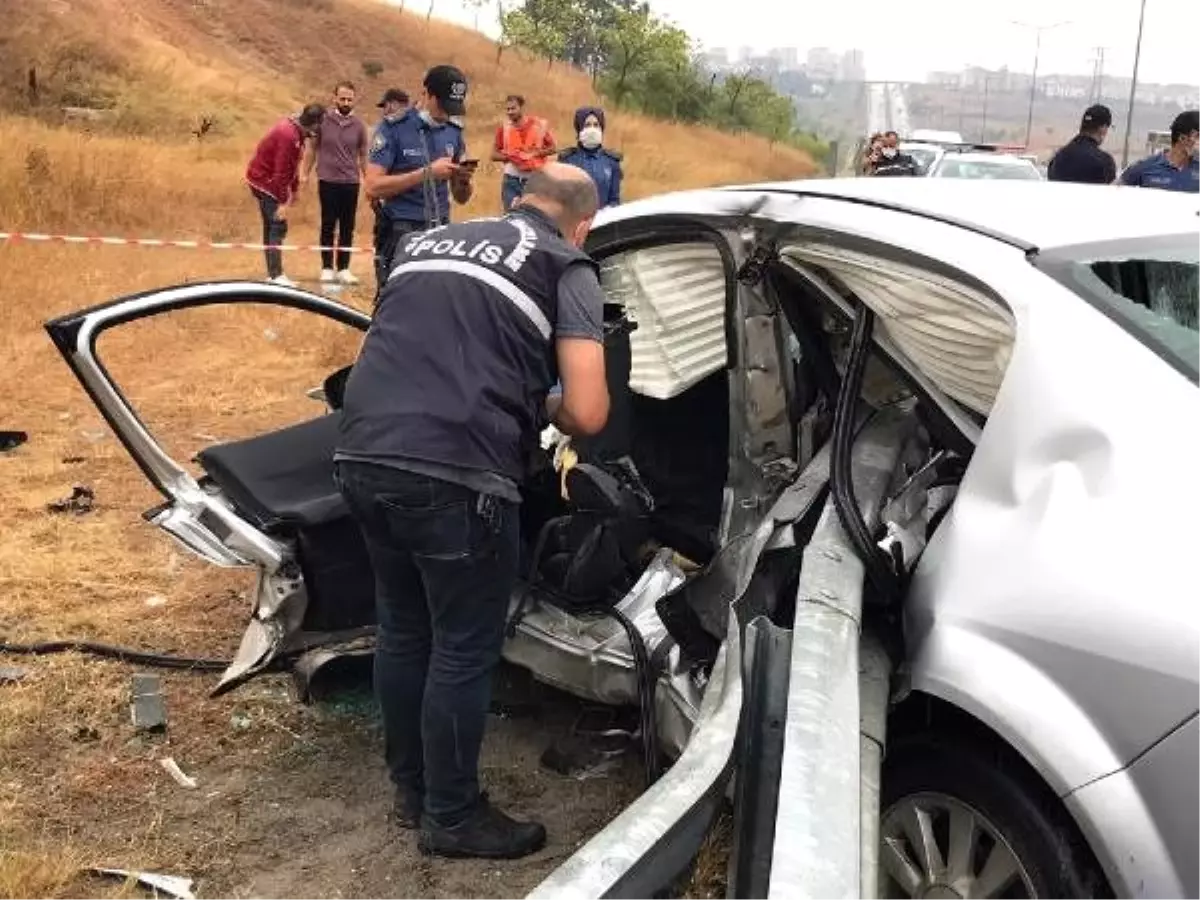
[251,188,287,279]
[501,174,526,211]
[335,461,519,824]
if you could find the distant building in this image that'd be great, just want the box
[806,47,839,81]
[839,49,865,82]
[704,47,729,68]
[769,47,800,71]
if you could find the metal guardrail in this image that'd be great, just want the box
[767,408,913,898]
[526,616,742,900]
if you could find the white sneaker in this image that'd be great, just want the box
[267,274,297,288]
[336,269,360,286]
[320,268,337,283]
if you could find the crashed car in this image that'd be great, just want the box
[48,178,1198,898]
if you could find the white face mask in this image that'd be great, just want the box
[579,125,603,149]
[417,108,435,127]
[881,147,897,159]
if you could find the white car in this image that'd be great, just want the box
[928,150,1044,181]
[46,178,1197,899]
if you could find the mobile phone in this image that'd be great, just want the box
[458,158,480,169]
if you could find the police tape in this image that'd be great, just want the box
[0,231,372,253]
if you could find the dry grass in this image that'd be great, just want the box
[0,0,815,895]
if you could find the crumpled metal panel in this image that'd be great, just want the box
[782,244,1015,415]
[502,550,684,706]
[600,243,728,399]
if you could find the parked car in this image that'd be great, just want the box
[47,178,1198,899]
[898,140,946,175]
[928,150,1044,180]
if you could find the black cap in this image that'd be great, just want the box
[423,64,468,116]
[376,88,409,108]
[1081,104,1113,128]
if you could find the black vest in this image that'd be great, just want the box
[338,206,597,482]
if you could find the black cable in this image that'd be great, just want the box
[0,639,229,671]
[830,303,900,606]
[603,604,662,786]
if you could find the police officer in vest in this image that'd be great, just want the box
[335,163,610,859]
[365,65,475,302]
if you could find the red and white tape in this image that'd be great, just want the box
[0,231,371,253]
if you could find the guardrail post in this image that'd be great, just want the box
[767,408,913,899]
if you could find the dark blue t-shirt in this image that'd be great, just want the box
[369,109,467,224]
[1120,153,1199,193]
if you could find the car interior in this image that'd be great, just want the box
[192,273,733,649]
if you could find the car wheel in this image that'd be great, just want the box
[880,737,1102,899]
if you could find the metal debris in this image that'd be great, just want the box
[158,757,198,789]
[0,431,27,452]
[0,666,29,684]
[91,868,196,900]
[47,484,94,515]
[130,673,167,732]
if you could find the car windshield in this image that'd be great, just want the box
[1036,234,1199,378]
[905,147,938,172]
[935,158,1041,180]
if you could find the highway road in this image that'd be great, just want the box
[867,82,912,136]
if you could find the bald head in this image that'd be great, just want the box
[519,162,600,245]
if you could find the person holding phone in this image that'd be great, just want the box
[365,64,475,301]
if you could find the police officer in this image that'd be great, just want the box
[1047,105,1117,184]
[559,106,623,207]
[335,163,610,860]
[365,65,475,301]
[1120,110,1199,193]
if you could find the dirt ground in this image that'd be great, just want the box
[0,246,646,898]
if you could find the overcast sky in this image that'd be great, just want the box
[425,0,1199,87]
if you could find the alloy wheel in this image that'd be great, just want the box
[880,791,1036,899]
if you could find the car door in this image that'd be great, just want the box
[45,280,372,690]
[46,280,370,566]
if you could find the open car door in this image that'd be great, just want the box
[45,281,372,693]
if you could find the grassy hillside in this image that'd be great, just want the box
[0,0,816,235]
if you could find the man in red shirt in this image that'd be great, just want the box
[246,104,325,286]
[490,95,556,211]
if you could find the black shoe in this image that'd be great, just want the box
[390,787,424,829]
[418,794,547,859]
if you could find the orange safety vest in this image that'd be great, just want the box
[500,117,550,173]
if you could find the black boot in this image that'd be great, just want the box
[418,794,546,859]
[390,787,424,829]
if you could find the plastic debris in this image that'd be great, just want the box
[158,757,198,789]
[91,868,196,900]
[47,485,94,515]
[0,666,28,684]
[130,673,167,732]
[144,595,168,608]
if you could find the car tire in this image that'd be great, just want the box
[880,735,1106,899]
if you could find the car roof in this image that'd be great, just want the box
[596,178,1199,251]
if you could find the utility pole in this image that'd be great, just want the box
[1121,0,1148,169]
[981,74,991,142]
[1013,20,1071,149]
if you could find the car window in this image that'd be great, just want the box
[96,303,363,473]
[906,147,937,172]
[1035,235,1199,378]
[599,242,728,399]
[936,158,1041,180]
